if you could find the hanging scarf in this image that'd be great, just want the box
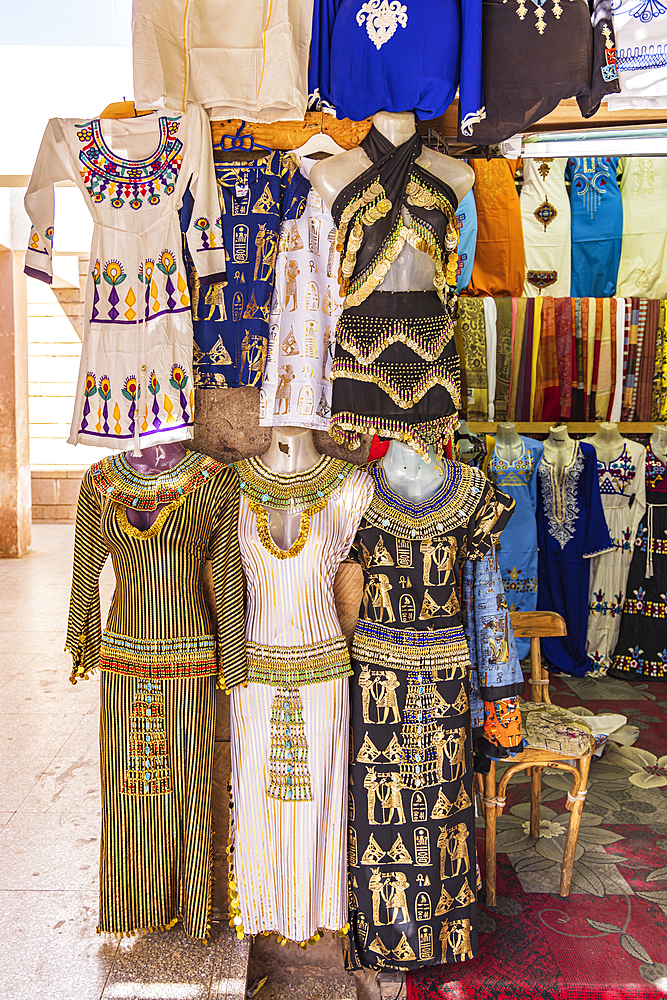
[535,296,559,422]
[554,297,573,421]
[332,126,459,309]
[596,298,613,422]
[494,297,513,421]
[637,298,660,422]
[508,297,527,421]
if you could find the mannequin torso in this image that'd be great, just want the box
[543,425,575,478]
[124,441,188,529]
[309,112,474,294]
[586,422,625,465]
[381,440,446,502]
[651,424,667,465]
[260,427,322,549]
[495,422,523,463]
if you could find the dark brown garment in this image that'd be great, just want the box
[636,299,661,422]
[466,0,620,145]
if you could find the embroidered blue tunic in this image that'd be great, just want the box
[537,441,613,676]
[565,157,623,298]
[309,0,485,135]
[487,436,544,660]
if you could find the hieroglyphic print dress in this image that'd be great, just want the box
[344,461,514,972]
[24,106,225,451]
[261,156,345,429]
[66,452,245,939]
[587,439,645,672]
[612,445,667,678]
[229,456,374,942]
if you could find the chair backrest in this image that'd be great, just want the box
[509,611,567,704]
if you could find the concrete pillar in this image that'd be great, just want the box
[0,248,31,556]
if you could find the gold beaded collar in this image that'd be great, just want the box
[365,460,486,540]
[90,451,225,510]
[235,455,357,513]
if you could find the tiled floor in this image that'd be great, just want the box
[0,525,248,1000]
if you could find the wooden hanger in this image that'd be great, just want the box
[99,101,155,119]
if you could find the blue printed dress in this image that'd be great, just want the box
[309,0,485,135]
[181,151,302,388]
[487,437,544,660]
[537,441,613,676]
[566,157,623,298]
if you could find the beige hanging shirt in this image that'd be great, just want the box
[132,0,315,122]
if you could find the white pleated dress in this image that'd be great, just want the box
[230,456,373,942]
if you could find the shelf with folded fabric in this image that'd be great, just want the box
[466,423,658,434]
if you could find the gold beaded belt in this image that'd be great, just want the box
[246,636,352,686]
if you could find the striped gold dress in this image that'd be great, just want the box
[229,455,374,943]
[66,451,245,939]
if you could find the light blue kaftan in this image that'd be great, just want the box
[565,156,622,298]
[487,436,544,659]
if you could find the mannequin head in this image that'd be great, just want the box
[381,440,445,502]
[124,440,188,475]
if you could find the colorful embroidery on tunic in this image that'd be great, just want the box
[235,454,356,512]
[526,269,558,289]
[77,117,183,210]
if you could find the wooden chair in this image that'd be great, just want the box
[479,610,594,904]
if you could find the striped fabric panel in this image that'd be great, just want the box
[237,468,374,653]
[629,298,649,421]
[98,672,216,938]
[230,678,349,941]
[66,465,246,689]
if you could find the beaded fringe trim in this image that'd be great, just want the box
[100,631,217,679]
[336,313,454,365]
[353,621,471,676]
[247,636,352,687]
[267,687,313,801]
[331,358,461,410]
[121,679,172,796]
[330,411,459,462]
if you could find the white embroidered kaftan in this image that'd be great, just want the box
[132,0,315,122]
[24,105,225,452]
[587,439,646,672]
[260,156,344,431]
[521,158,571,298]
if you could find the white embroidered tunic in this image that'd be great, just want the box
[260,157,345,431]
[24,105,225,452]
[132,0,315,122]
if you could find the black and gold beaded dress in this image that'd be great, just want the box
[344,460,514,972]
[66,451,245,940]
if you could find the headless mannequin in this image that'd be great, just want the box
[124,441,188,530]
[495,422,523,463]
[381,440,445,502]
[260,427,322,550]
[543,425,574,479]
[651,424,667,464]
[586,422,625,465]
[309,112,473,295]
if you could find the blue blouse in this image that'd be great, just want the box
[309,0,485,134]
